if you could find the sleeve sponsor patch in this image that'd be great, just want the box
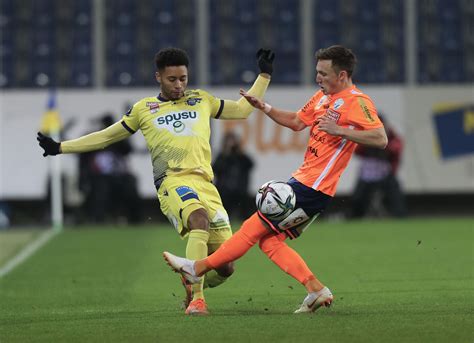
[301,97,316,113]
[357,97,375,122]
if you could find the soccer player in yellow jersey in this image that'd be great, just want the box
[37,47,274,315]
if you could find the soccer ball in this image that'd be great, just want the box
[256,181,296,220]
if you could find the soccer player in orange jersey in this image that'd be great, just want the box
[164,45,388,313]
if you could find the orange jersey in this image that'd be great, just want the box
[292,85,383,196]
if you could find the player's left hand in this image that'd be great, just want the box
[37,132,61,157]
[256,48,275,75]
[317,116,342,136]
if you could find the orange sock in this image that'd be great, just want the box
[205,212,268,270]
[258,232,316,285]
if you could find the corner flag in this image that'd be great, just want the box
[40,91,62,135]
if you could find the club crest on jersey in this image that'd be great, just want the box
[186,98,202,106]
[333,98,344,110]
[325,109,340,122]
[315,95,328,110]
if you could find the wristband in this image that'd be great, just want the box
[263,103,272,114]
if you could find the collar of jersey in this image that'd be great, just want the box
[158,94,171,102]
[327,85,356,100]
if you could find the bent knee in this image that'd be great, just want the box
[187,208,209,231]
[215,262,234,277]
[259,234,286,255]
[258,239,268,253]
[259,238,275,255]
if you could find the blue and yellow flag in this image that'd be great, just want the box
[432,104,474,159]
[40,90,62,135]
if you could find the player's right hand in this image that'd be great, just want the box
[256,48,275,75]
[240,89,265,110]
[37,132,61,157]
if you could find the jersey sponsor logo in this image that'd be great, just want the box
[333,98,344,110]
[157,111,197,125]
[146,101,160,108]
[351,89,363,95]
[307,145,319,157]
[155,111,198,134]
[357,97,375,122]
[186,98,202,106]
[173,121,185,133]
[325,109,341,122]
[310,129,327,144]
[125,106,133,116]
[146,102,160,113]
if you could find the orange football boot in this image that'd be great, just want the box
[185,299,209,315]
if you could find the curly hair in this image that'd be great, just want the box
[154,47,189,71]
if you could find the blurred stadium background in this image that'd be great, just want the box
[0,1,473,341]
[0,0,473,228]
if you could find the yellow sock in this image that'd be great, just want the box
[186,229,209,300]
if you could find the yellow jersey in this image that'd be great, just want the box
[60,74,270,187]
[122,90,231,185]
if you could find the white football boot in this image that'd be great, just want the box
[294,287,333,314]
[163,251,202,284]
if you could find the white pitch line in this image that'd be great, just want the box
[0,229,60,278]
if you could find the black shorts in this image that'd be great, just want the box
[258,177,332,239]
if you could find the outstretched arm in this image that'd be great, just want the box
[239,89,307,131]
[217,49,274,120]
[218,74,271,119]
[37,121,132,156]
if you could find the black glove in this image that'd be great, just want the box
[256,48,275,75]
[37,132,61,157]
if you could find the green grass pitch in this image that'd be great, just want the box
[0,218,473,342]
